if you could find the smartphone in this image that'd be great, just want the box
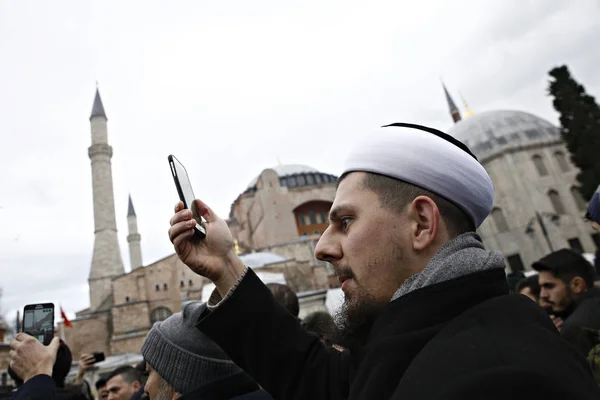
[23,303,55,345]
[168,155,206,238]
[92,352,105,363]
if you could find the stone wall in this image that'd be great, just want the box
[112,269,145,305]
[176,257,207,300]
[110,334,146,355]
[261,236,334,275]
[478,142,598,271]
[263,237,318,264]
[61,312,111,360]
[111,302,150,336]
[144,256,181,305]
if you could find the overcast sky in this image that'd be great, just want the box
[1,0,599,327]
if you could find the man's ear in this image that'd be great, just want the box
[132,380,141,391]
[408,196,440,252]
[570,276,587,295]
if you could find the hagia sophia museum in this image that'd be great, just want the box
[58,82,599,364]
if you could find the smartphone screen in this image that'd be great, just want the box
[23,303,55,345]
[168,155,206,238]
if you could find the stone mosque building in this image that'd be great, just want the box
[441,83,599,272]
[59,84,600,360]
[61,90,338,359]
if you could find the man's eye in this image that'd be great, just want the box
[341,217,352,228]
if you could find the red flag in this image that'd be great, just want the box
[61,307,72,328]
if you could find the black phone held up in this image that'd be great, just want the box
[22,303,55,345]
[168,155,206,239]
[92,352,105,363]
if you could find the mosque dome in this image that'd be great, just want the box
[245,164,338,192]
[447,110,560,159]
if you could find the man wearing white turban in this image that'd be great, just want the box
[169,123,599,399]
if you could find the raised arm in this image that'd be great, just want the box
[169,199,352,399]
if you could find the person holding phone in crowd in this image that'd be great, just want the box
[169,123,600,399]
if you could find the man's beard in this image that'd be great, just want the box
[326,287,387,349]
[552,286,577,320]
[153,379,178,400]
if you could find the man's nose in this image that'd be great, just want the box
[314,227,342,262]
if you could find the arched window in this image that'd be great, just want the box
[548,190,566,215]
[125,296,130,303]
[180,280,184,287]
[163,283,168,290]
[491,208,509,233]
[155,284,160,291]
[555,151,570,172]
[571,187,587,211]
[150,307,172,323]
[188,279,193,286]
[532,155,548,176]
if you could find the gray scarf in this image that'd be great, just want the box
[391,232,506,301]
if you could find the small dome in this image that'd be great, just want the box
[245,164,338,193]
[447,110,560,159]
[247,164,320,188]
[239,252,287,268]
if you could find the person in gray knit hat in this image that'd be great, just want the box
[141,301,272,400]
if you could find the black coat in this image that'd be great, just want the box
[198,268,600,399]
[10,375,88,400]
[561,288,600,356]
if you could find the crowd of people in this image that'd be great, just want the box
[7,123,600,399]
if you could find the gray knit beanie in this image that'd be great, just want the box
[141,301,243,394]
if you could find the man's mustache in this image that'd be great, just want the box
[334,266,354,279]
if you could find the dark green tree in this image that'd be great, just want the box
[548,65,600,200]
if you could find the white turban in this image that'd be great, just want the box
[342,123,494,227]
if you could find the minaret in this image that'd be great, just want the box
[127,195,143,270]
[88,88,125,311]
[442,81,462,123]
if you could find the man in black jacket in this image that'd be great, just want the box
[534,248,600,356]
[168,123,600,399]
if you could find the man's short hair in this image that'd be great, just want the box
[516,275,541,298]
[95,375,108,390]
[532,248,596,289]
[265,283,299,317]
[106,365,142,385]
[340,172,475,237]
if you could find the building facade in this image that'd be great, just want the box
[60,90,336,359]
[442,86,599,272]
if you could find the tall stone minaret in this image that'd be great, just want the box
[441,81,462,123]
[88,88,125,311]
[127,195,143,270]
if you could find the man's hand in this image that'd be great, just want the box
[9,334,60,383]
[75,353,96,384]
[169,200,245,295]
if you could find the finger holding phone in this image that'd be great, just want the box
[167,155,245,296]
[9,333,60,383]
[75,352,103,384]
